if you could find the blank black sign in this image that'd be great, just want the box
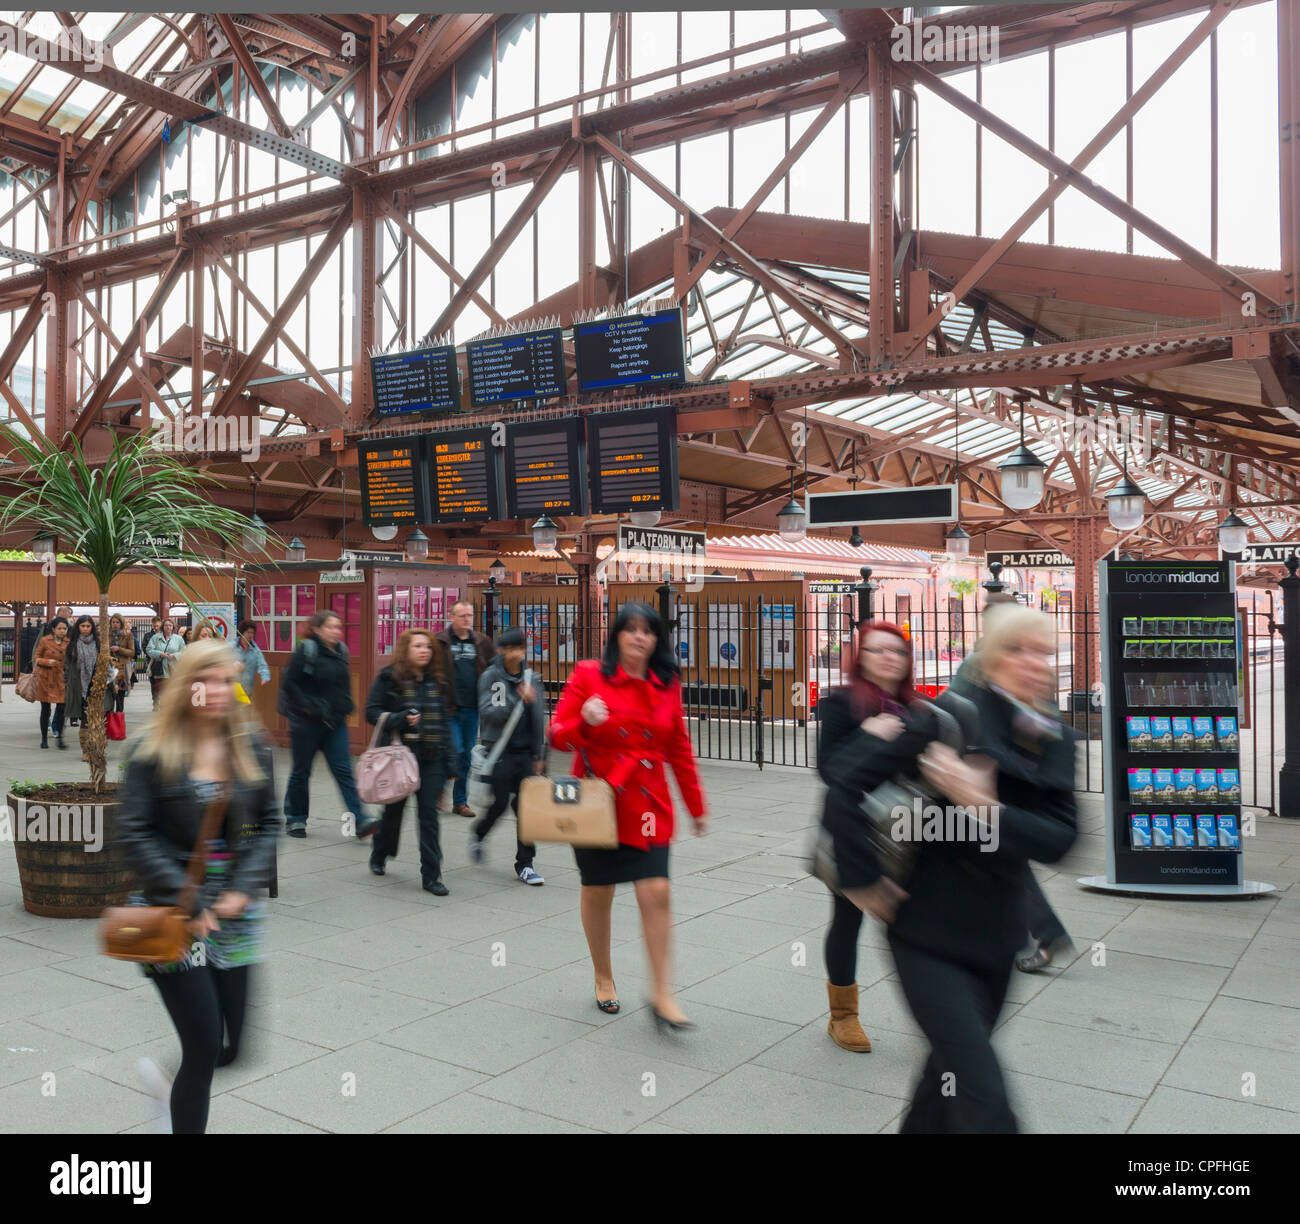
[808,486,957,527]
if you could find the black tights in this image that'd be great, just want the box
[824,891,863,986]
[39,702,65,739]
[150,965,251,1134]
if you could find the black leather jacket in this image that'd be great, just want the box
[115,732,280,916]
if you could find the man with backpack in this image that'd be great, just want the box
[278,610,379,840]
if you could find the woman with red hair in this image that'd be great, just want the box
[816,620,930,1053]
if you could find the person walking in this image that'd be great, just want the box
[815,620,928,1053]
[108,613,137,716]
[116,639,281,1135]
[825,606,1076,1132]
[364,629,457,894]
[65,615,101,734]
[278,610,378,840]
[146,618,185,707]
[435,600,494,817]
[468,627,547,886]
[949,599,1075,976]
[233,620,270,698]
[548,601,707,1030]
[34,616,69,749]
[193,621,217,642]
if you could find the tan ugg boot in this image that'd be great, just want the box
[827,982,872,1052]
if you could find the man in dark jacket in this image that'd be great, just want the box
[435,600,494,817]
[468,628,547,885]
[278,611,378,839]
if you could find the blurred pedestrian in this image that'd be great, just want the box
[365,629,456,893]
[193,621,218,642]
[816,620,928,1053]
[548,602,707,1030]
[117,639,280,1134]
[278,610,377,840]
[34,615,69,749]
[828,605,1076,1133]
[108,613,137,715]
[146,618,185,707]
[469,627,547,886]
[234,620,270,697]
[436,600,494,817]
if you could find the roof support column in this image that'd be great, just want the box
[1280,0,1298,314]
[868,38,894,369]
[350,34,379,427]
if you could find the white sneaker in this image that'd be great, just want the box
[468,832,485,865]
[135,1056,173,1134]
[517,866,545,886]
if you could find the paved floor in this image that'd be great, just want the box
[0,688,1297,1134]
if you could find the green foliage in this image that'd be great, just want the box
[950,577,978,599]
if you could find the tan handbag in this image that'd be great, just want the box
[99,792,229,964]
[15,671,37,702]
[518,752,619,849]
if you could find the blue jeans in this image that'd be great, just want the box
[284,719,363,830]
[450,707,478,807]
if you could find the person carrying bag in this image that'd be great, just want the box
[357,712,421,806]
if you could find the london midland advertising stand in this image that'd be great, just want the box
[1088,558,1274,897]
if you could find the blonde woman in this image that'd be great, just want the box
[115,639,280,1134]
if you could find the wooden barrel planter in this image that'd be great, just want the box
[7,785,134,918]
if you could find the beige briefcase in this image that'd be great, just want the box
[518,775,620,848]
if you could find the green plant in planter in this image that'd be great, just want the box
[950,578,978,599]
[0,424,275,792]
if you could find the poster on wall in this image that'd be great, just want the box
[556,604,578,663]
[521,604,549,662]
[193,602,236,639]
[759,604,795,669]
[707,603,742,669]
[674,602,696,667]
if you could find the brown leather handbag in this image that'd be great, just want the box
[99,792,230,964]
[517,751,619,849]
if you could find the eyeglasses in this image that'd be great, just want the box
[862,644,909,658]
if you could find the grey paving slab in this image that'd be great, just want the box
[231,1040,485,1133]
[752,1019,924,1099]
[293,925,457,971]
[247,979,438,1050]
[672,910,808,955]
[680,961,831,1026]
[0,934,74,976]
[653,1062,904,1134]
[1056,948,1231,1003]
[1160,1034,1300,1114]
[0,1019,107,1090]
[379,999,592,1075]
[383,1090,601,1134]
[4,917,99,957]
[35,984,178,1052]
[1017,977,1211,1044]
[0,965,123,1025]
[1002,1071,1146,1134]
[205,1095,330,1134]
[485,961,653,1025]
[472,1038,716,1133]
[1191,996,1299,1054]
[451,922,598,972]
[0,1067,157,1134]
[351,947,542,1007]
[1128,1086,1300,1134]
[993,1015,1180,1098]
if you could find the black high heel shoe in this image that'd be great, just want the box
[652,1008,696,1033]
[595,990,620,1015]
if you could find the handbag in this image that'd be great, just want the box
[467,670,530,811]
[15,671,37,702]
[99,792,229,964]
[105,711,126,741]
[356,712,421,805]
[810,694,979,891]
[517,749,619,849]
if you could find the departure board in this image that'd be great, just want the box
[587,405,679,515]
[370,345,460,417]
[359,439,427,526]
[573,309,686,392]
[505,417,589,519]
[428,427,504,523]
[464,327,566,407]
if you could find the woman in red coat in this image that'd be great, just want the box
[549,601,707,1031]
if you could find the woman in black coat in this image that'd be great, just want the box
[115,639,280,1134]
[64,614,100,727]
[364,628,457,894]
[822,606,1076,1133]
[817,620,929,1053]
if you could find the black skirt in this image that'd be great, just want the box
[574,842,670,886]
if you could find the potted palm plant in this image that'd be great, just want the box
[0,423,272,915]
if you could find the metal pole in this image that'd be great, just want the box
[855,565,877,626]
[485,576,498,639]
[1279,554,1300,818]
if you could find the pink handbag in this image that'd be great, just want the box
[356,713,421,805]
